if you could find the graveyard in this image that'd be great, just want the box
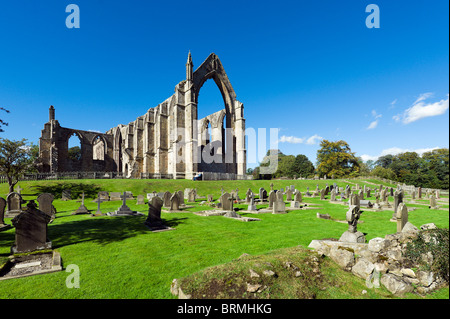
[0,178,448,299]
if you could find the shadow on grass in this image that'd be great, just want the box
[0,215,188,253]
[30,182,102,200]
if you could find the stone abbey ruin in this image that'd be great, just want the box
[37,53,246,179]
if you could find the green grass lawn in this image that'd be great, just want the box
[0,178,448,299]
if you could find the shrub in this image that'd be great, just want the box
[404,228,449,282]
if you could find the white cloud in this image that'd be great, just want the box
[393,93,449,124]
[278,134,323,145]
[366,110,382,130]
[389,99,397,109]
[367,120,379,130]
[278,136,305,144]
[306,134,323,145]
[360,146,441,162]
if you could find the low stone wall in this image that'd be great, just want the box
[308,223,446,296]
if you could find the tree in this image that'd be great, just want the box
[0,107,9,133]
[0,138,34,193]
[292,154,315,178]
[316,140,360,178]
[375,154,394,169]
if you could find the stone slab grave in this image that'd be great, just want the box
[72,192,90,215]
[0,197,12,231]
[144,196,174,232]
[107,192,143,217]
[1,200,63,281]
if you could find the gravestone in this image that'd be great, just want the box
[358,189,364,200]
[221,193,233,211]
[0,197,12,231]
[73,192,89,215]
[110,192,122,201]
[98,191,110,202]
[276,190,284,202]
[305,187,312,197]
[330,189,336,202]
[187,189,196,203]
[11,200,52,254]
[269,183,274,191]
[273,200,286,214]
[245,189,253,203]
[285,189,293,201]
[108,192,138,216]
[177,191,185,206]
[435,190,440,199]
[396,203,408,232]
[169,193,180,211]
[259,188,265,201]
[290,185,295,192]
[294,190,302,203]
[320,188,325,200]
[6,192,22,218]
[163,191,172,208]
[207,194,214,202]
[418,187,422,199]
[61,189,72,201]
[411,189,416,201]
[247,193,257,211]
[268,191,276,208]
[37,193,55,222]
[392,190,404,220]
[144,196,168,231]
[147,192,157,201]
[366,188,371,198]
[324,185,329,196]
[339,205,365,243]
[429,195,437,209]
[136,195,145,205]
[94,192,103,216]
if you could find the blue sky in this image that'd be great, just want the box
[0,0,448,169]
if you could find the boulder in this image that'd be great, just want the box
[420,223,437,230]
[329,246,355,270]
[401,222,418,234]
[380,273,414,296]
[368,237,388,253]
[351,258,375,280]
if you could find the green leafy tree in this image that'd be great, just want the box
[292,154,315,178]
[0,138,34,193]
[316,140,360,178]
[0,107,9,133]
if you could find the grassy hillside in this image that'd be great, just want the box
[0,178,448,299]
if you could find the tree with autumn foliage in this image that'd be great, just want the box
[316,139,360,178]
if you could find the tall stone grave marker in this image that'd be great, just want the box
[396,203,408,232]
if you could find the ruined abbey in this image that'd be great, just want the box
[38,53,246,179]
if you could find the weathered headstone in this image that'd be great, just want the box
[339,205,365,243]
[272,200,286,214]
[294,190,302,203]
[220,192,233,211]
[163,191,172,208]
[110,192,122,201]
[98,191,110,202]
[169,193,180,211]
[144,196,168,231]
[305,187,312,197]
[207,194,214,202]
[330,189,336,202]
[245,189,253,203]
[396,203,408,232]
[276,190,284,202]
[6,192,22,218]
[247,193,257,211]
[429,195,437,209]
[411,189,416,201]
[187,189,196,203]
[268,191,276,208]
[358,189,364,200]
[392,190,404,220]
[258,188,265,201]
[37,193,55,222]
[62,189,72,201]
[320,188,325,200]
[136,195,145,205]
[418,187,422,199]
[0,197,12,231]
[177,191,185,206]
[11,200,52,254]
[285,188,293,201]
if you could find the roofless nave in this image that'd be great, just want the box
[38,53,247,179]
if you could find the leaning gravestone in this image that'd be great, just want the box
[37,193,55,223]
[0,197,12,231]
[11,200,52,254]
[144,196,170,231]
[61,189,72,201]
[5,192,22,218]
[396,203,408,232]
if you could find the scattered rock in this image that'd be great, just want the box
[380,273,414,296]
[329,246,355,270]
[368,237,387,253]
[351,258,375,280]
[247,283,262,293]
[420,223,437,230]
[249,269,260,278]
[263,270,276,277]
